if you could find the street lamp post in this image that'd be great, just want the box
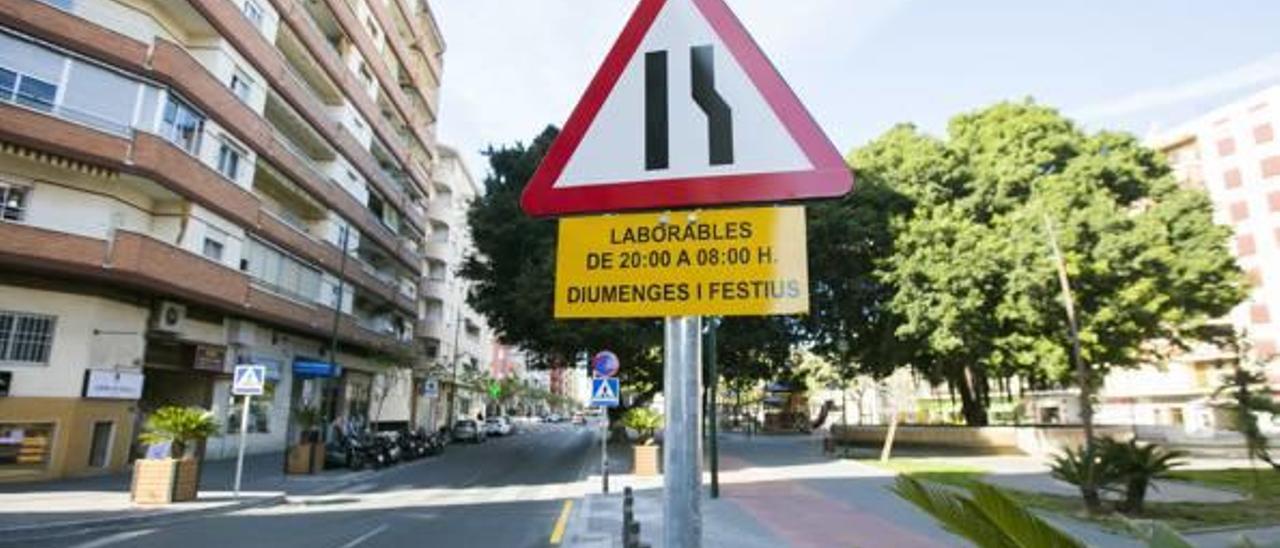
[445,279,467,426]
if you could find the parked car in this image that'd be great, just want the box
[544,413,563,423]
[571,412,586,425]
[484,417,513,436]
[452,419,486,443]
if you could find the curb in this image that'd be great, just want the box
[0,493,286,545]
[0,463,391,544]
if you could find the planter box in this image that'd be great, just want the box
[286,442,324,475]
[633,444,660,476]
[131,458,199,505]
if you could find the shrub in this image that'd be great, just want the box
[139,406,219,459]
[1050,438,1187,514]
[622,407,663,445]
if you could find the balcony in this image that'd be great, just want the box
[425,240,451,261]
[416,318,445,341]
[421,277,448,301]
[426,200,453,224]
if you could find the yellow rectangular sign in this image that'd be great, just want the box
[555,206,808,318]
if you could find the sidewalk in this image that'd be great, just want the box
[0,451,378,544]
[563,433,1280,547]
[563,433,959,547]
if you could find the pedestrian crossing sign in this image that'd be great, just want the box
[590,377,620,408]
[232,365,266,396]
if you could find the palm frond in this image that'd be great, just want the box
[891,476,1019,548]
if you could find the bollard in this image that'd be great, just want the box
[626,521,642,548]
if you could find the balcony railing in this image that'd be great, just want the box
[1,88,132,137]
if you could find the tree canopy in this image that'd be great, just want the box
[462,101,1246,427]
[809,101,1246,425]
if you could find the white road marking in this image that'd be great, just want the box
[337,523,389,548]
[69,529,156,548]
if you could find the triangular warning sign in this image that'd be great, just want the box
[522,0,853,217]
[235,367,261,389]
[593,379,617,400]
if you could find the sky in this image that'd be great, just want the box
[432,0,1280,182]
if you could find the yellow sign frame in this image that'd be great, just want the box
[554,206,808,318]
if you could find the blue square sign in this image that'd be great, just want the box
[590,378,620,408]
[232,365,266,396]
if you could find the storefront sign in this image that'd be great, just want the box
[0,371,10,397]
[293,358,341,378]
[82,369,145,400]
[554,206,809,318]
[192,344,228,372]
[238,357,282,381]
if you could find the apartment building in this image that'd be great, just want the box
[0,0,448,481]
[418,145,496,429]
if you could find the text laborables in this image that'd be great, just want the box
[608,221,752,245]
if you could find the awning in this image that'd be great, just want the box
[293,358,342,378]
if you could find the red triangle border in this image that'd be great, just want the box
[521,0,854,217]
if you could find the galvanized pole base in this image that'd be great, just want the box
[664,316,703,548]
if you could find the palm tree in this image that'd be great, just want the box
[892,475,1084,548]
[1101,438,1188,514]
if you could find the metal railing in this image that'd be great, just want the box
[2,90,132,137]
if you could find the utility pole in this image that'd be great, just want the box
[314,225,350,474]
[445,279,466,425]
[706,317,720,499]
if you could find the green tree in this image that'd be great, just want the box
[460,127,664,404]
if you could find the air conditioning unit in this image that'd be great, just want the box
[152,301,187,334]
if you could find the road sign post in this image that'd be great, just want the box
[664,316,702,548]
[234,394,251,499]
[521,0,853,543]
[231,365,266,499]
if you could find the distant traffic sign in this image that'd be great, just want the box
[520,0,852,217]
[590,378,621,408]
[592,351,621,378]
[422,378,440,398]
[232,365,266,396]
[555,206,808,318]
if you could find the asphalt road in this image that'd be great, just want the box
[38,422,596,548]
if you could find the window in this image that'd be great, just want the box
[202,238,224,261]
[1224,168,1243,189]
[87,421,113,468]
[0,185,28,222]
[0,423,54,469]
[242,0,264,28]
[37,0,74,10]
[1256,124,1275,144]
[160,94,204,154]
[0,312,56,364]
[1217,138,1236,157]
[0,66,57,112]
[216,139,243,180]
[243,239,322,302]
[229,71,252,102]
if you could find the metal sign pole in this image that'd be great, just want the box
[601,411,609,494]
[664,316,703,548]
[233,394,251,498]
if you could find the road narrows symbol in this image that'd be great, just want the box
[645,45,735,172]
[645,50,669,171]
[691,45,733,166]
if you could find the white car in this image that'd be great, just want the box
[484,417,513,436]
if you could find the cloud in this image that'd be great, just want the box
[1071,52,1280,121]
